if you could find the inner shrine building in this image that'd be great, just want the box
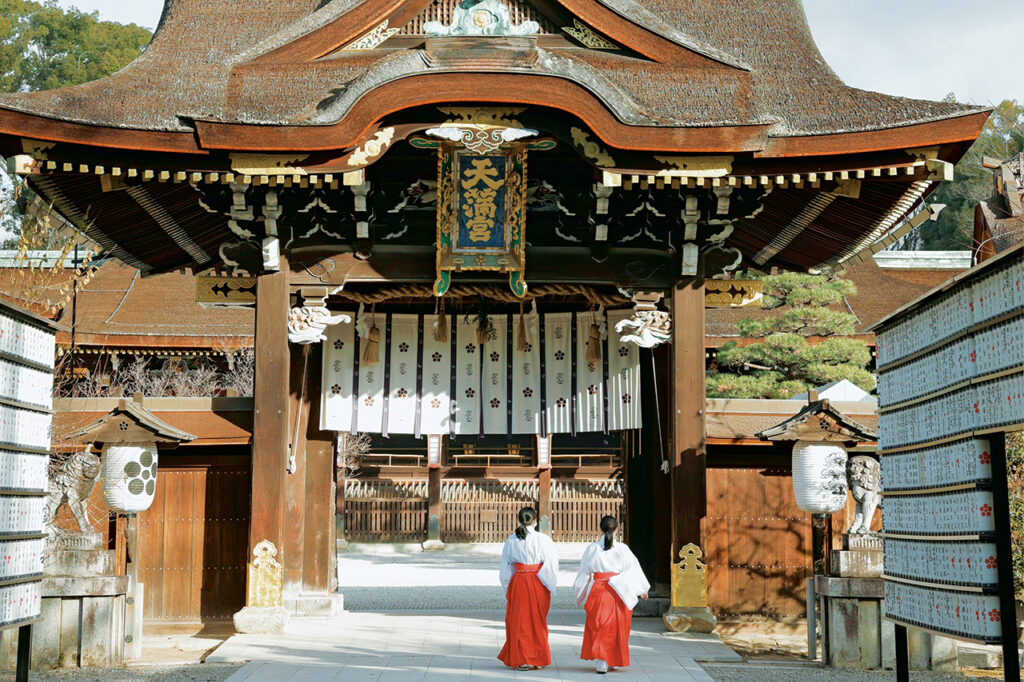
[0,0,987,623]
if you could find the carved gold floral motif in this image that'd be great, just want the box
[343,20,399,50]
[570,127,615,167]
[562,19,618,50]
[348,128,396,167]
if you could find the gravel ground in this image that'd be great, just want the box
[702,663,999,681]
[0,663,241,681]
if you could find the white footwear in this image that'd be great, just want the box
[596,659,609,674]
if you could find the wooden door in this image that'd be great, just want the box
[705,465,811,617]
[138,456,250,622]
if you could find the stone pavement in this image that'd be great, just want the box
[208,610,740,681]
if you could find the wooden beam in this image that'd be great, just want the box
[248,256,290,569]
[670,278,707,557]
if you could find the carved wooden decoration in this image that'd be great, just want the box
[196,275,257,305]
[704,279,763,308]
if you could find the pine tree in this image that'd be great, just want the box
[707,272,875,399]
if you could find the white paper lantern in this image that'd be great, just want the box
[102,444,158,514]
[791,441,848,514]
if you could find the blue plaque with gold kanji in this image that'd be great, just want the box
[433,145,527,297]
[456,155,507,251]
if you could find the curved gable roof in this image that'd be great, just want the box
[0,0,982,146]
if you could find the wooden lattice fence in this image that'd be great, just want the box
[441,479,538,543]
[550,479,625,542]
[344,479,428,542]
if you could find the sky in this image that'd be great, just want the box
[51,0,1024,106]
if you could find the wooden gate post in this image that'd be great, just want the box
[536,435,552,533]
[423,435,445,550]
[234,256,290,632]
[538,468,552,534]
[663,277,716,633]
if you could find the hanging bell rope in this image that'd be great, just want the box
[333,283,628,307]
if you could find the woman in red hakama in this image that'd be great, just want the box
[497,507,559,670]
[574,516,650,674]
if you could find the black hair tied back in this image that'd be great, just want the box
[516,507,538,540]
[600,515,618,550]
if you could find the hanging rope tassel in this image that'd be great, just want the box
[362,308,380,364]
[476,314,490,346]
[434,297,448,343]
[585,321,602,364]
[516,301,530,352]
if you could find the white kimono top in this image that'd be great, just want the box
[499,526,559,595]
[573,539,651,611]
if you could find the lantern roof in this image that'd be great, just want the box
[64,395,197,446]
[755,397,877,446]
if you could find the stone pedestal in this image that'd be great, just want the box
[831,533,883,578]
[815,574,958,671]
[282,592,344,617]
[233,606,290,634]
[1,534,128,670]
[422,515,445,551]
[664,606,717,633]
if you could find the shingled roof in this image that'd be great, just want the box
[54,261,253,349]
[0,0,983,141]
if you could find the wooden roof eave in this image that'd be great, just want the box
[195,84,987,161]
[0,86,988,163]
[755,399,878,444]
[759,110,991,159]
[0,107,203,156]
[63,399,198,444]
[194,72,773,154]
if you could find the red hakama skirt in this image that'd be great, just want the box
[581,571,632,668]
[498,563,552,668]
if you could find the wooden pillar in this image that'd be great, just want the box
[283,344,307,595]
[248,258,290,577]
[669,277,707,556]
[663,277,715,633]
[536,435,552,534]
[423,435,444,550]
[538,468,552,534]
